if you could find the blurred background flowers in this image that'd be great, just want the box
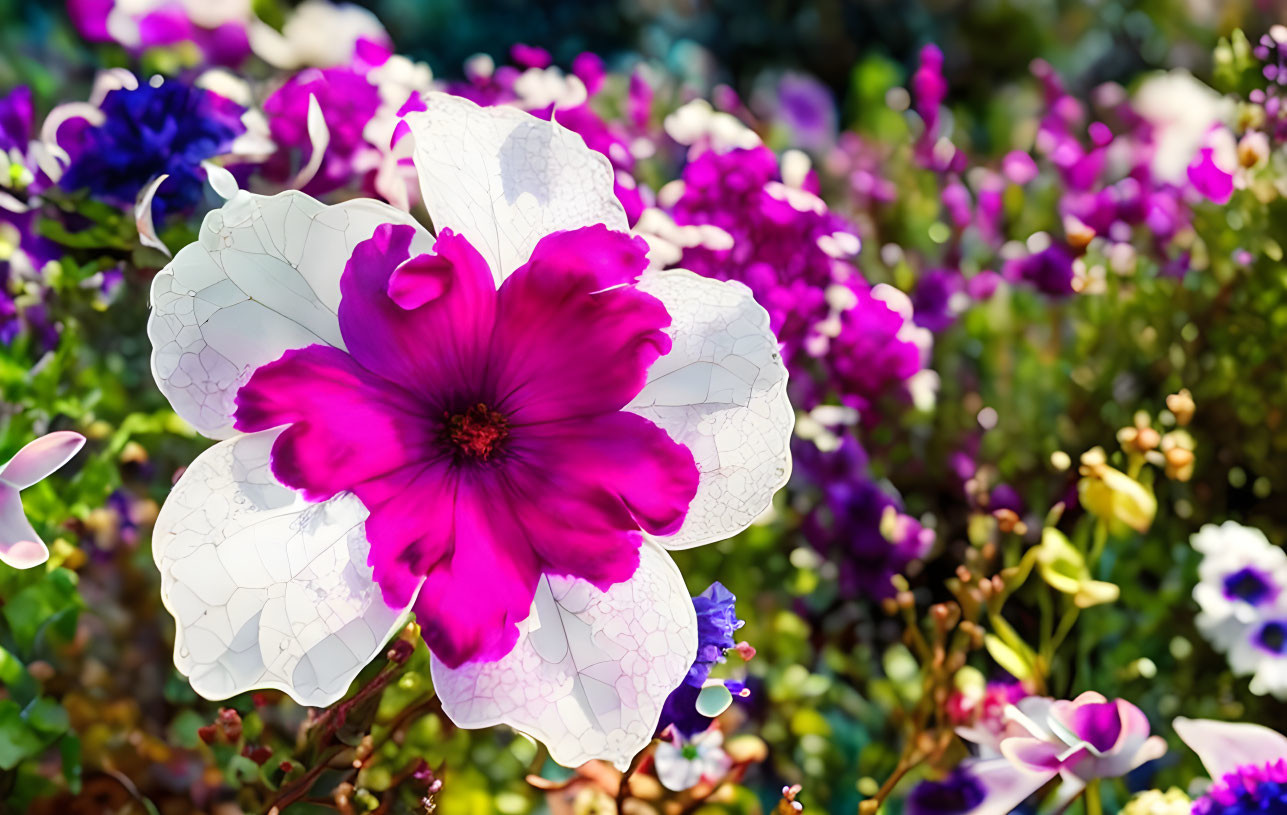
[3,0,1287,812]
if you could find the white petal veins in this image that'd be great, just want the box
[429,539,697,772]
[405,91,627,281]
[627,269,794,549]
[147,190,432,439]
[153,429,412,707]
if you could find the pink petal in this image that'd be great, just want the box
[337,224,498,403]
[414,482,542,668]
[234,344,433,503]
[490,225,671,423]
[361,460,458,610]
[1,431,85,490]
[1000,736,1067,772]
[500,412,698,587]
[0,486,48,569]
[1174,717,1287,779]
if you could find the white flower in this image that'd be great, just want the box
[249,0,389,70]
[654,729,732,791]
[1227,615,1287,699]
[0,432,85,570]
[1133,70,1233,184]
[145,93,794,773]
[1191,521,1287,651]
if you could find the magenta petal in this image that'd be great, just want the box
[1067,701,1122,754]
[1001,737,1068,772]
[361,462,458,610]
[234,344,432,502]
[338,224,497,404]
[491,225,671,422]
[415,482,542,668]
[387,252,456,310]
[517,412,698,541]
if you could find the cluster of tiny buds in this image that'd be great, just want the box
[197,707,242,745]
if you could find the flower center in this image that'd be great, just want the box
[443,403,509,461]
[1224,567,1277,606]
[1257,621,1287,655]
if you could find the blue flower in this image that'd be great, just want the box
[59,79,244,222]
[688,582,743,686]
[905,767,987,815]
[657,582,745,737]
[1193,760,1287,814]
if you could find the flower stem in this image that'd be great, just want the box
[1084,780,1103,815]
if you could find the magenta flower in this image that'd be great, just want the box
[146,93,793,770]
[0,432,85,569]
[232,222,699,667]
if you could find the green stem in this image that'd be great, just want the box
[1084,780,1103,815]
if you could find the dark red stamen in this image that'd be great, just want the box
[443,403,509,460]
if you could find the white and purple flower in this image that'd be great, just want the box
[146,92,793,770]
[1191,521,1287,652]
[951,692,1166,814]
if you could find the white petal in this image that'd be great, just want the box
[153,429,412,707]
[959,758,1056,815]
[627,269,793,549]
[0,487,48,570]
[135,174,172,258]
[405,91,626,281]
[430,539,696,772]
[147,190,431,439]
[0,431,85,490]
[1174,717,1287,778]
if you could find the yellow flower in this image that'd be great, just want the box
[1078,448,1156,533]
[1035,527,1119,608]
[1121,788,1191,815]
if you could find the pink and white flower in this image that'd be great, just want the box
[956,692,1166,814]
[146,92,793,771]
[0,432,85,570]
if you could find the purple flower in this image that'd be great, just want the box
[1175,718,1287,815]
[1004,243,1076,296]
[263,66,382,195]
[669,146,858,365]
[826,285,926,411]
[0,85,34,154]
[912,269,964,333]
[906,766,986,815]
[59,79,245,221]
[659,582,746,737]
[67,0,251,66]
[770,72,837,151]
[689,583,743,686]
[795,436,933,598]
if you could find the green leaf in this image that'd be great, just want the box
[984,633,1033,681]
[25,698,69,736]
[0,700,45,770]
[60,733,82,795]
